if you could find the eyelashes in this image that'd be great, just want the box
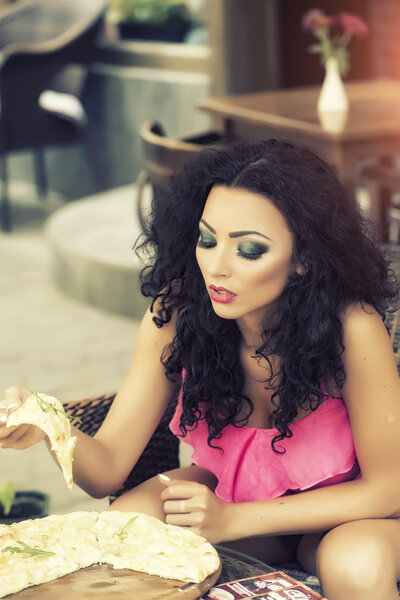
[237,241,268,261]
[197,231,268,261]
[197,231,216,249]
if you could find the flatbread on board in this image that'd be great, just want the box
[0,511,220,598]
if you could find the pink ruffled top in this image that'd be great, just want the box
[169,373,360,503]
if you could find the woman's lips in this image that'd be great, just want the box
[209,285,237,304]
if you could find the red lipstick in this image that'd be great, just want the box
[209,285,237,304]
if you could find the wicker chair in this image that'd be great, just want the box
[383,244,400,372]
[136,121,226,232]
[360,163,400,242]
[0,0,107,231]
[63,390,180,503]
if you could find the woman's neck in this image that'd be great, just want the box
[236,319,263,350]
[236,309,279,350]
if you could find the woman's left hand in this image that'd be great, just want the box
[159,477,230,543]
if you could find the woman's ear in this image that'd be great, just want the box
[294,260,307,276]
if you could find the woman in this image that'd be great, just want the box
[1,140,399,600]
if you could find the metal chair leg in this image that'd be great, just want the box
[0,155,11,232]
[80,130,106,190]
[33,148,47,198]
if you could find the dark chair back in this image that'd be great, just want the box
[136,121,226,230]
[0,0,107,230]
[360,164,400,242]
[139,121,223,188]
[0,0,106,152]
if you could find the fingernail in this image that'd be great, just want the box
[158,474,171,482]
[6,402,18,412]
[0,414,8,424]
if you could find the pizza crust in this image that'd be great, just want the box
[6,393,76,489]
[0,511,221,598]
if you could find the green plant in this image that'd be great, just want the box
[108,0,192,26]
[0,481,16,516]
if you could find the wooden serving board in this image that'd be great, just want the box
[7,562,222,600]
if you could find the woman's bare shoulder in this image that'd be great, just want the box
[340,301,398,386]
[341,302,386,338]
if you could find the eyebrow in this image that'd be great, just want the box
[200,219,273,242]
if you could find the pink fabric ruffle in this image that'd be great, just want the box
[169,376,359,503]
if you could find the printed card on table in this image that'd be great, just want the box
[202,571,327,600]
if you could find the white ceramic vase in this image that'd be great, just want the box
[317,57,349,133]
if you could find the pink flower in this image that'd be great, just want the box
[301,8,368,76]
[302,9,335,31]
[339,12,369,36]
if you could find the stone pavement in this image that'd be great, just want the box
[0,181,141,514]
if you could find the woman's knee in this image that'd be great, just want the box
[317,521,397,593]
[165,465,218,490]
[108,465,217,521]
[108,473,166,520]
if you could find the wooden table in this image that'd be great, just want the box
[198,79,400,202]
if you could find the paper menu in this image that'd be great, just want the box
[202,571,326,600]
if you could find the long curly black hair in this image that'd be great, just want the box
[137,139,397,452]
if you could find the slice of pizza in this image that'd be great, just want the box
[95,510,221,583]
[0,521,75,597]
[6,391,77,489]
[13,511,101,568]
[0,550,30,598]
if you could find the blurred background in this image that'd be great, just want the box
[0,0,399,515]
[0,0,395,199]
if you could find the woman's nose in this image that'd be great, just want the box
[207,247,231,277]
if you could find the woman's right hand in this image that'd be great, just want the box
[0,387,45,449]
